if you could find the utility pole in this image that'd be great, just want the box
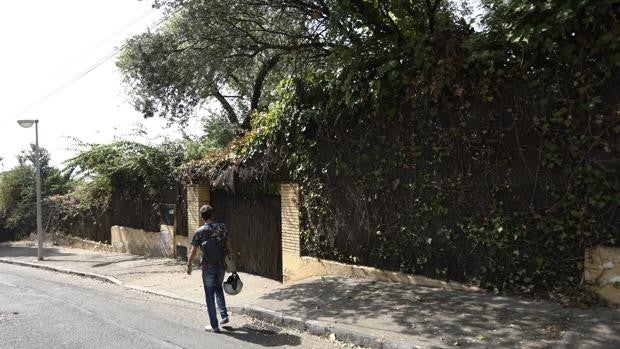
[17,119,44,260]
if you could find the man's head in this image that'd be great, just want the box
[200,204,214,221]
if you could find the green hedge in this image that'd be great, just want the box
[237,0,619,298]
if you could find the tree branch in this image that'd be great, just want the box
[349,0,399,38]
[242,54,282,130]
[213,90,240,125]
[425,0,442,34]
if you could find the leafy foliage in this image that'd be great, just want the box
[130,0,619,299]
[0,146,70,239]
[65,140,187,199]
[118,0,334,128]
[185,115,239,161]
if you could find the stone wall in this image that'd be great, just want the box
[111,225,174,258]
[187,185,211,241]
[585,246,620,305]
[52,233,116,253]
[181,183,474,290]
[278,183,478,291]
[185,184,210,264]
[281,184,301,254]
[281,183,301,283]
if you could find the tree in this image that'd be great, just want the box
[118,0,619,297]
[0,146,70,238]
[117,0,340,129]
[64,140,186,200]
[118,0,458,129]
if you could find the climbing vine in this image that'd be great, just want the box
[177,0,619,299]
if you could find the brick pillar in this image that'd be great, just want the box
[281,184,301,282]
[186,184,210,262]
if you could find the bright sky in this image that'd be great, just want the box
[0,0,201,171]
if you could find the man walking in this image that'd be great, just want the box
[186,204,235,333]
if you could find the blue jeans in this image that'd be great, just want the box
[201,265,228,329]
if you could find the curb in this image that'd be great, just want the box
[0,257,202,305]
[123,284,203,304]
[230,305,417,349]
[0,258,415,349]
[0,258,122,285]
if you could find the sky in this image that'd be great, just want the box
[0,1,486,172]
[0,0,201,171]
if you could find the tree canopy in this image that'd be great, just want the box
[121,0,619,298]
[0,146,70,238]
[118,0,339,128]
[118,0,472,127]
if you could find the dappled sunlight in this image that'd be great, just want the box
[257,276,620,348]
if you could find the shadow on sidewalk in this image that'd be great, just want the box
[220,324,301,347]
[258,276,620,348]
[91,257,150,268]
[0,246,76,258]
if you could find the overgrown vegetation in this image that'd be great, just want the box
[65,140,184,199]
[115,0,618,299]
[0,146,71,241]
[0,118,233,241]
[3,0,615,299]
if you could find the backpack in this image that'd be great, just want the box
[200,226,226,266]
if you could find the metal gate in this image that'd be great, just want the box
[210,189,282,281]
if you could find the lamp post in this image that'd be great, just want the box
[17,119,43,260]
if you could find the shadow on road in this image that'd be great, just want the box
[220,324,301,347]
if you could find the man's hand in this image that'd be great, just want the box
[187,245,198,275]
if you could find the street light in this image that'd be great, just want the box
[17,119,44,260]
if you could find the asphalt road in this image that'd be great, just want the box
[0,263,354,349]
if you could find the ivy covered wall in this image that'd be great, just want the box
[160,0,620,299]
[234,0,620,298]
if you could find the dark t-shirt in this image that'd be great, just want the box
[191,222,228,267]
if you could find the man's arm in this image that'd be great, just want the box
[186,245,198,275]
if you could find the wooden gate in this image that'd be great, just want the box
[210,189,282,281]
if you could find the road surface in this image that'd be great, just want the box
[0,263,357,349]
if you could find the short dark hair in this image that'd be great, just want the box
[200,204,213,221]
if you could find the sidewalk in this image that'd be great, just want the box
[1,242,619,349]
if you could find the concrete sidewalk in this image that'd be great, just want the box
[1,242,619,349]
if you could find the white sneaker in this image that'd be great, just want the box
[220,317,229,325]
[204,325,221,333]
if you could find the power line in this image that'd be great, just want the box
[9,9,175,120]
[69,8,156,66]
